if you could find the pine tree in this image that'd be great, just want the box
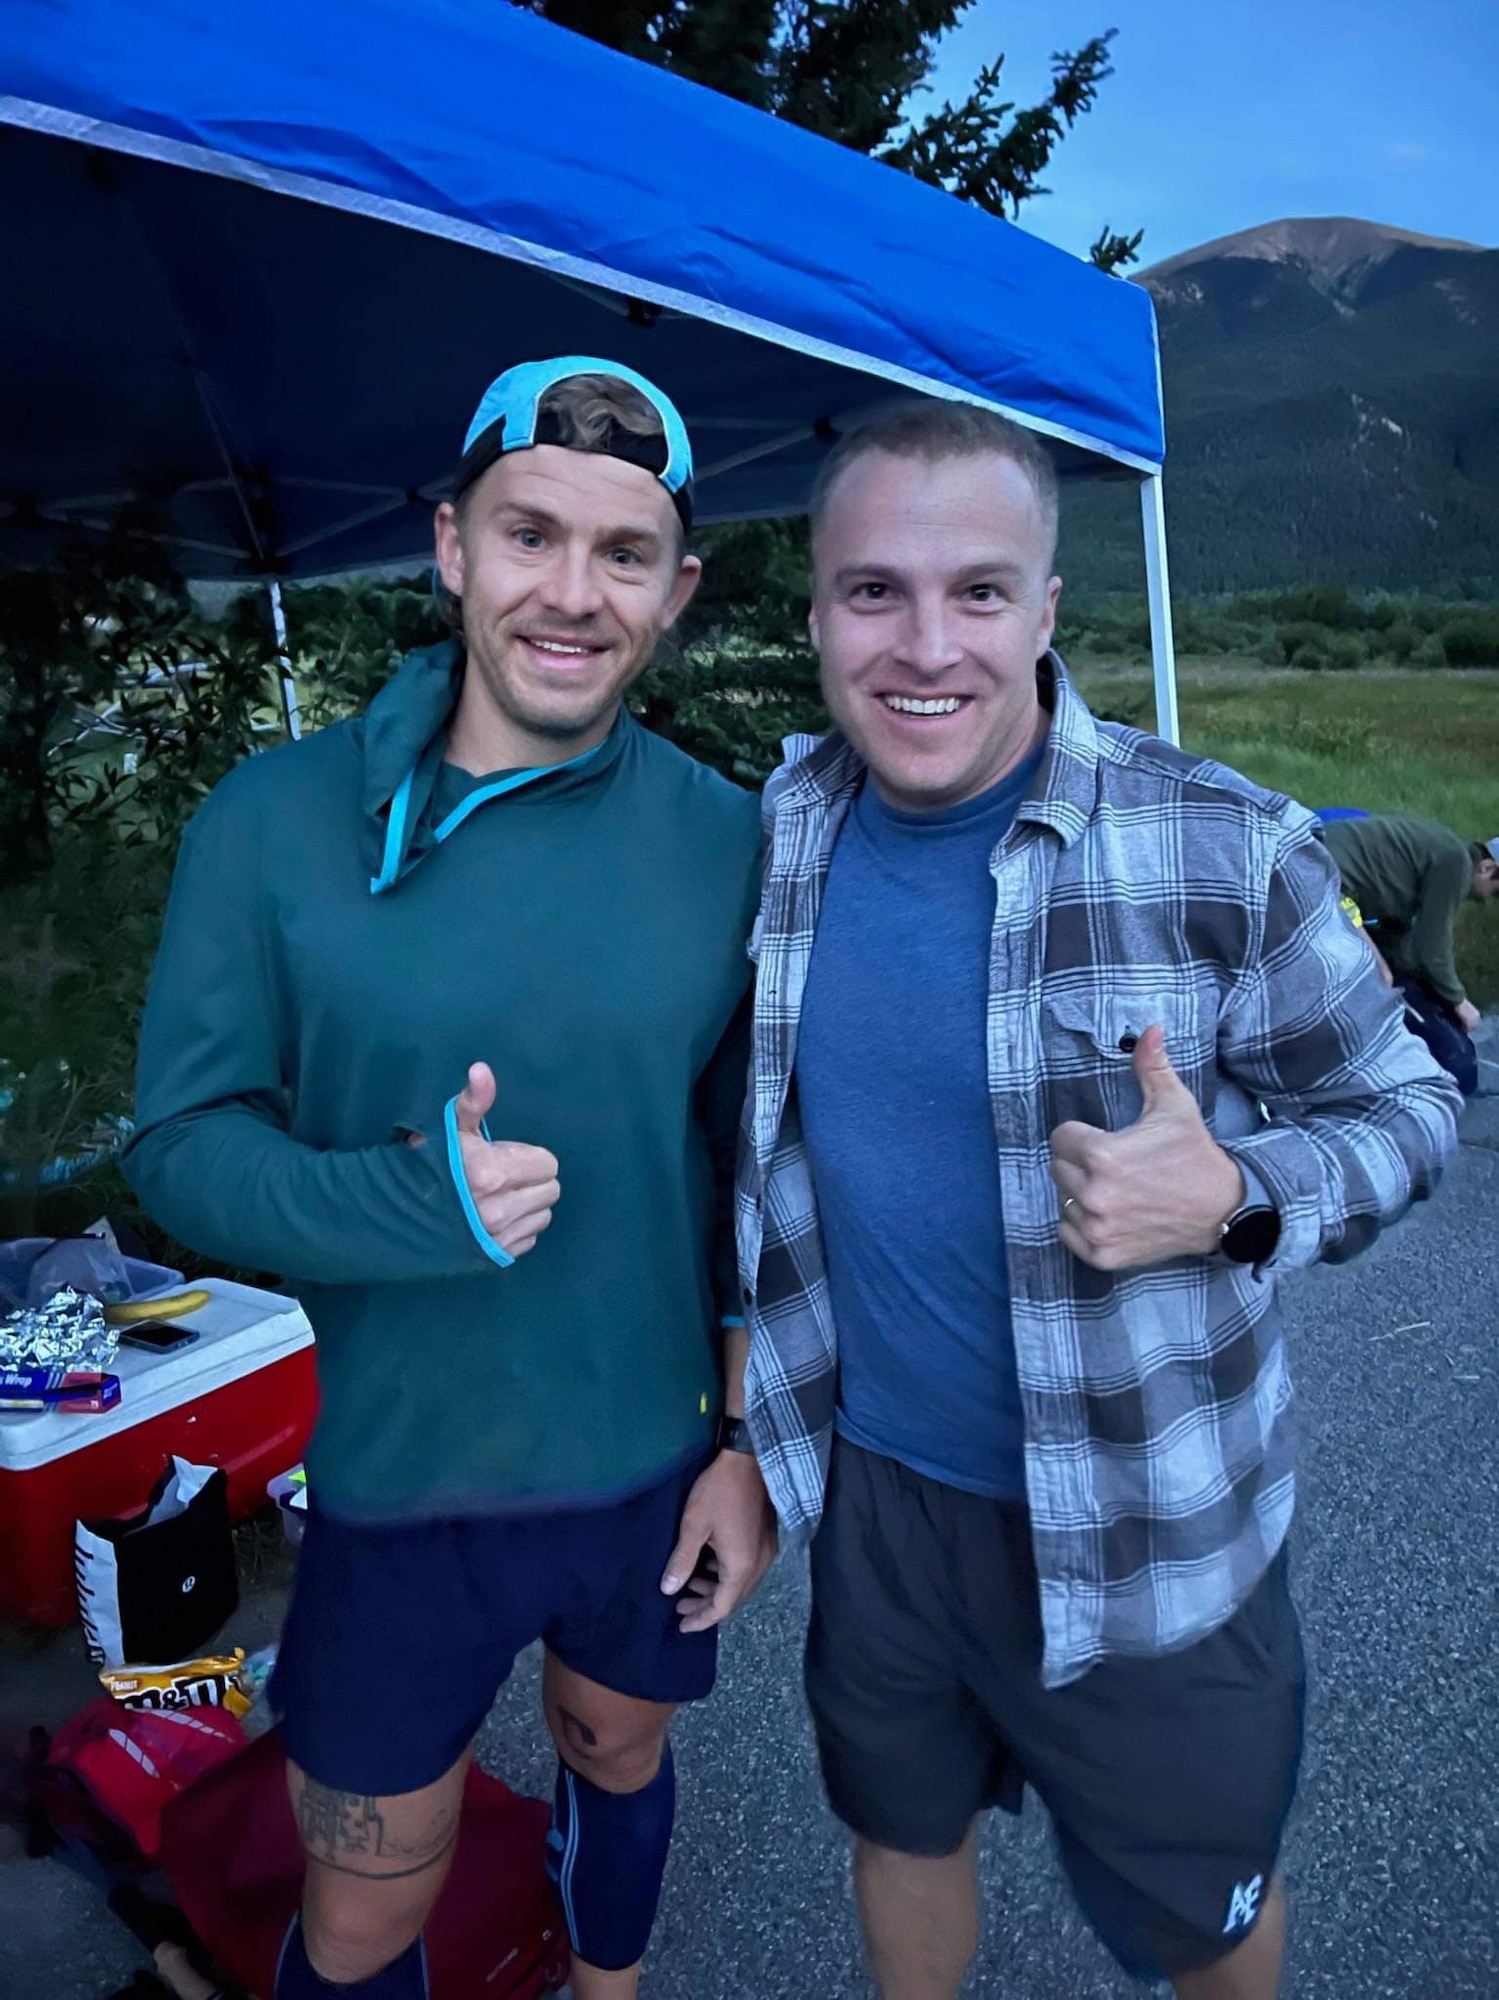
[518,3,1142,775]
[521,1,1142,271]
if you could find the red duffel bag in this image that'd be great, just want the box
[159,1727,570,1999]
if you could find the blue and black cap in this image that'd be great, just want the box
[453,356,694,528]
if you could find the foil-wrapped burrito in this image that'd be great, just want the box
[0,1285,119,1373]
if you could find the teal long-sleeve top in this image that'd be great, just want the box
[123,644,760,1520]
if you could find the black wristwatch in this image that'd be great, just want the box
[1220,1203,1281,1266]
[714,1413,754,1455]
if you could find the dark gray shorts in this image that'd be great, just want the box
[806,1438,1305,1980]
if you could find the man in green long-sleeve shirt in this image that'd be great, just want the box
[1322,813,1499,1095]
[123,359,776,2000]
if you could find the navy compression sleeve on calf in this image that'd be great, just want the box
[548,1746,676,1972]
[276,1915,430,1998]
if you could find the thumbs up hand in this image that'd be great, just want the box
[1048,1025,1246,1271]
[452,1062,561,1261]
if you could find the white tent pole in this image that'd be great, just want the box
[1140,473,1180,747]
[267,579,303,741]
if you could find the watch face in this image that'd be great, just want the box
[1224,1205,1280,1265]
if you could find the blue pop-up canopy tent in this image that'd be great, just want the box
[0,0,1178,738]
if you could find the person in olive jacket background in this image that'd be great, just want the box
[1323,813,1499,1095]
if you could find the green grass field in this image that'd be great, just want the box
[1070,661,1499,1007]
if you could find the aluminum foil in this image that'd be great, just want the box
[0,1286,119,1373]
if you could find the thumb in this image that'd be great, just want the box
[1131,1024,1190,1117]
[454,1061,496,1137]
[661,1516,707,1596]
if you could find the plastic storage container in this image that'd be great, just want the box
[0,1236,183,1307]
[0,1278,317,1625]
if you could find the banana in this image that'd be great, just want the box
[105,1287,212,1327]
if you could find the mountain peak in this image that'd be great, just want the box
[1086,213,1499,595]
[1141,216,1485,292]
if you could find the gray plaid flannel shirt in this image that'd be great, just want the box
[737,656,1461,1688]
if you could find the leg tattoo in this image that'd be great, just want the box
[295,1780,459,1878]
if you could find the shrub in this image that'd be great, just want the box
[1322,634,1367,672]
[1438,613,1499,669]
[0,554,266,883]
[1277,620,1333,666]
[1268,584,1357,630]
[1379,619,1421,664]
[0,828,178,1238]
[1413,633,1449,669]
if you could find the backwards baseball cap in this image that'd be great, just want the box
[452,356,694,528]
[1486,837,1499,866]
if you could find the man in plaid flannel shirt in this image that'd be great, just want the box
[735,401,1461,1998]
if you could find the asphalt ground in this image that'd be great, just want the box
[5,1044,1496,1998]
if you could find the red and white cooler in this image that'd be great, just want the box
[0,1279,318,1626]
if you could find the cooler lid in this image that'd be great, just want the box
[0,1278,313,1472]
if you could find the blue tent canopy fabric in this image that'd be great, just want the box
[0,0,1165,583]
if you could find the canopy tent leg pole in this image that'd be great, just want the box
[267,580,303,741]
[1141,474,1180,748]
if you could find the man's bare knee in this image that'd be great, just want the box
[288,1753,466,1983]
[302,1852,450,1983]
[854,1829,979,2000]
[560,1731,665,1795]
[303,1894,425,1987]
[542,1658,673,1797]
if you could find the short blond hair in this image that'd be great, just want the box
[810,399,1059,564]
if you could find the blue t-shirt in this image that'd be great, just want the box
[796,744,1045,1501]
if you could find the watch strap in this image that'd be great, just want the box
[714,1413,754,1455]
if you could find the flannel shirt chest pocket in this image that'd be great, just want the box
[1041,987,1216,1132]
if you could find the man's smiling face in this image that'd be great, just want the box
[810,447,1061,811]
[435,442,699,756]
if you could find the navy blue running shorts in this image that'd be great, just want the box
[272,1452,717,1797]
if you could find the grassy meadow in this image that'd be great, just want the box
[1070,659,1499,1006]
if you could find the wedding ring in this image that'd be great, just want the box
[1061,1197,1078,1219]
